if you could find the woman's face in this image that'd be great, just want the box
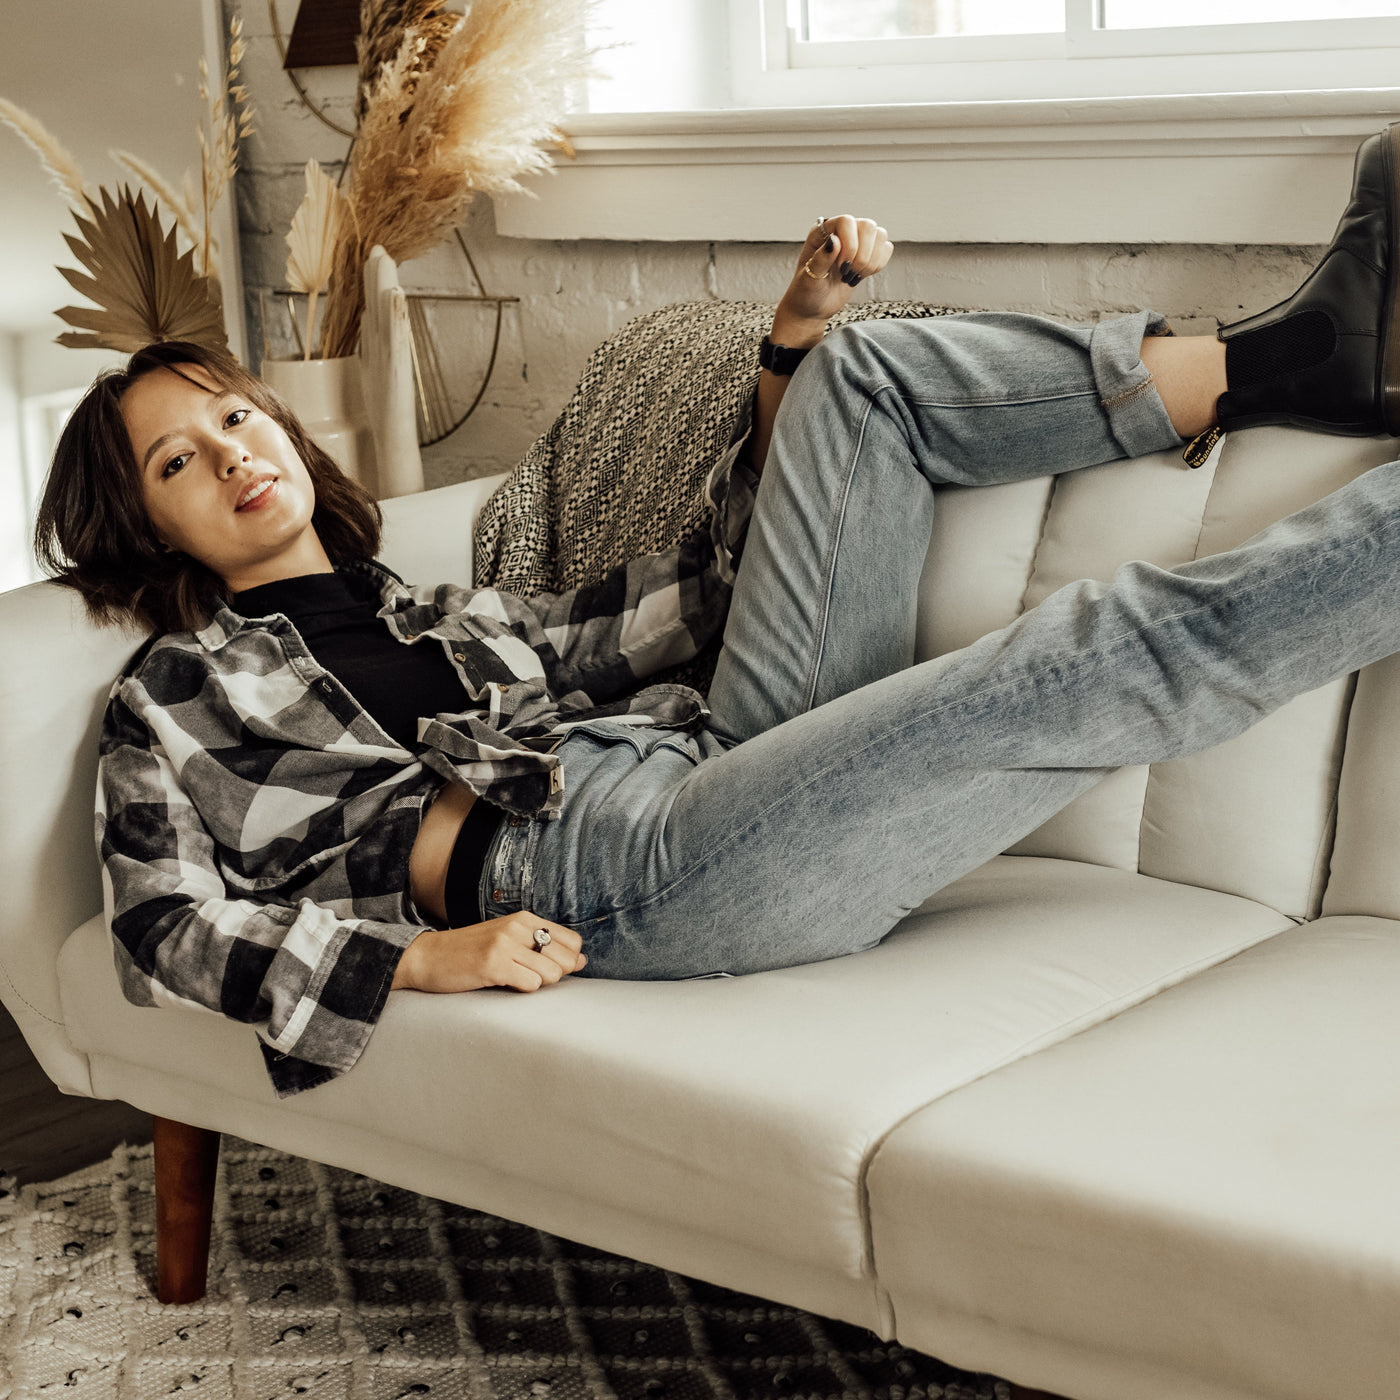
[122,363,329,593]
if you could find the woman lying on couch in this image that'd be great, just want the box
[33,124,1400,1099]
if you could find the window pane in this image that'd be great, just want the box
[803,0,1063,41]
[1103,0,1400,26]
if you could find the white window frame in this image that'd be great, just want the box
[491,1,1400,246]
[735,0,1400,106]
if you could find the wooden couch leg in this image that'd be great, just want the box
[153,1116,220,1304]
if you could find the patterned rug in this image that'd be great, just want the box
[0,1137,1013,1400]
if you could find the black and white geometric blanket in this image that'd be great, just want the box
[471,299,962,693]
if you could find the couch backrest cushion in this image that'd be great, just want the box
[914,424,1399,920]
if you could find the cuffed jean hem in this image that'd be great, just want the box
[1091,309,1185,459]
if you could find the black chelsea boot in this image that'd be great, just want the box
[1214,122,1400,439]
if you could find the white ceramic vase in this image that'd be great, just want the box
[261,355,378,495]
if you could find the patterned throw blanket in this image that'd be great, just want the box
[472,297,961,692]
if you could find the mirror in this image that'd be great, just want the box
[0,0,244,590]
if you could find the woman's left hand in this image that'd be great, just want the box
[774,215,895,334]
[744,215,895,479]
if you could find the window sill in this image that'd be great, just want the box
[493,89,1400,245]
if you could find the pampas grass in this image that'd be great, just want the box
[116,14,254,286]
[0,97,87,210]
[195,15,254,285]
[317,0,596,358]
[356,0,460,121]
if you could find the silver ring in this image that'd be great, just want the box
[532,928,552,951]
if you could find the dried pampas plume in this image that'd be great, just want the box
[318,0,597,358]
[195,14,254,284]
[356,0,459,121]
[285,160,350,359]
[0,97,87,210]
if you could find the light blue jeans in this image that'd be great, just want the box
[480,311,1400,978]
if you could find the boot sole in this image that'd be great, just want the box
[1382,122,1400,434]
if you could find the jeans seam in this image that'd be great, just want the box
[1140,448,1222,871]
[802,394,877,713]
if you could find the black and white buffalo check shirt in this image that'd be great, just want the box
[96,446,757,1099]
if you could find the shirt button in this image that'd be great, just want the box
[491,888,504,902]
[453,652,465,662]
[508,816,523,827]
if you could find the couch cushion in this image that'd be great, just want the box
[61,855,1291,1332]
[867,915,1400,1400]
[915,427,1398,919]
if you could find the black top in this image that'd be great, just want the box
[231,571,465,750]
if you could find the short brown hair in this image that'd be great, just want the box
[33,340,383,635]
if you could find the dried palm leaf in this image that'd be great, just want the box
[285,160,350,358]
[55,186,227,353]
[0,96,87,209]
[109,149,205,261]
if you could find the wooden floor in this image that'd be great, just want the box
[0,999,152,1186]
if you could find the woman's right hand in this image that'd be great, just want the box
[392,912,587,993]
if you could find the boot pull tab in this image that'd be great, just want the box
[1182,424,1223,469]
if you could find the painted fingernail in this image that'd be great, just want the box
[840,260,851,276]
[848,272,862,286]
[823,235,834,252]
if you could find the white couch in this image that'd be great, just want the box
[5,421,1400,1400]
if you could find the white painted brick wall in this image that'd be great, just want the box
[230,1,1324,490]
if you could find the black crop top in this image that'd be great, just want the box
[231,570,466,750]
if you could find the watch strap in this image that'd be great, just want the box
[759,335,815,376]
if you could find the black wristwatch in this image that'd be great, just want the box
[759,335,816,376]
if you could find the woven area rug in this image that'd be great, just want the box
[0,1137,1013,1400]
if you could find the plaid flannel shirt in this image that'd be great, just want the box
[96,444,758,1100]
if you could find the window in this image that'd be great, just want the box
[1,390,81,592]
[729,0,1400,107]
